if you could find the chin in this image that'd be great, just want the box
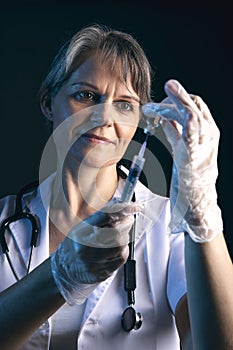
[80,156,120,170]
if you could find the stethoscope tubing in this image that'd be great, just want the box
[0,181,39,280]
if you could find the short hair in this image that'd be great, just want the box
[39,24,152,105]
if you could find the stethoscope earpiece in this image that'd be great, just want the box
[121,306,143,332]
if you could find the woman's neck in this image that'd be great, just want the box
[49,163,118,234]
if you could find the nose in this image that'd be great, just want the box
[90,103,114,127]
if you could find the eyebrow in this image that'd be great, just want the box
[71,81,140,104]
[71,81,98,90]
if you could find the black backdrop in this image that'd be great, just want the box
[0,0,232,255]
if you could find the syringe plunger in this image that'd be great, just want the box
[120,141,147,203]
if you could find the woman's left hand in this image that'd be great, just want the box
[142,79,223,242]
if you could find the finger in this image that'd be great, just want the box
[102,200,144,217]
[164,80,201,119]
[162,120,181,150]
[189,94,220,144]
[108,214,134,229]
[183,112,200,147]
[164,80,204,139]
[190,95,219,142]
[165,80,220,145]
[82,200,142,227]
[79,245,128,262]
[189,94,213,123]
[84,210,109,227]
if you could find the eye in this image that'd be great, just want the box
[114,101,133,112]
[73,90,100,103]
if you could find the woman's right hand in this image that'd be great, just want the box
[51,199,142,305]
[142,79,223,243]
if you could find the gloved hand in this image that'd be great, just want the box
[142,79,223,243]
[51,199,142,305]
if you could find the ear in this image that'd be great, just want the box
[40,92,53,121]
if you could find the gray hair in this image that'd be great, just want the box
[39,24,152,105]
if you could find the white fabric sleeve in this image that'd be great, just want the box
[167,232,187,315]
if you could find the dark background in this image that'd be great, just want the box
[0,0,232,255]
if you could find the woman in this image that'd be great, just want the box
[0,24,232,350]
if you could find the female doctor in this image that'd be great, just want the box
[0,24,233,350]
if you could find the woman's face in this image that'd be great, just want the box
[49,54,140,169]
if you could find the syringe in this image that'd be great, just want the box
[120,133,149,203]
[120,134,149,331]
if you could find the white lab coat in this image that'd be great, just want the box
[0,174,186,349]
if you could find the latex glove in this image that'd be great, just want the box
[51,199,142,305]
[142,79,223,243]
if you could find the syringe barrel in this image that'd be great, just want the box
[120,155,145,202]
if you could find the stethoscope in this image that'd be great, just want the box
[117,168,143,332]
[0,175,142,332]
[121,217,143,332]
[0,181,40,281]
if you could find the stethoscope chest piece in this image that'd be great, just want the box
[121,306,143,332]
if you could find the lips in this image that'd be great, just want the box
[81,133,115,144]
